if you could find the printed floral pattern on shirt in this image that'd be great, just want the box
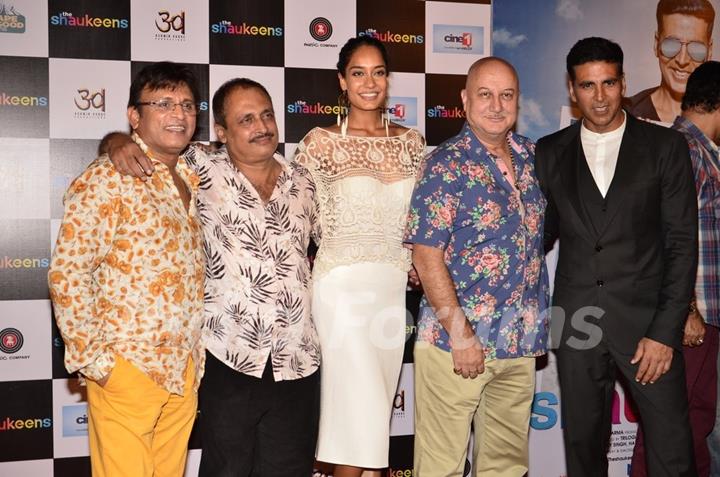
[49,142,205,395]
[404,123,550,359]
[185,145,321,381]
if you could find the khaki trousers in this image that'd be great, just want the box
[414,343,535,477]
[86,356,197,477]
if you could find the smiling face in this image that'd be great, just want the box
[214,86,279,166]
[569,60,626,133]
[461,59,519,143]
[338,44,388,112]
[127,84,196,163]
[655,13,712,98]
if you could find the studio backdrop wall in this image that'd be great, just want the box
[4,0,715,476]
[0,1,491,476]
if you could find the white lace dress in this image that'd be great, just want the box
[294,127,425,468]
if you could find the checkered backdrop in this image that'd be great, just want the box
[0,1,492,475]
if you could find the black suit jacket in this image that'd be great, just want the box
[535,114,698,353]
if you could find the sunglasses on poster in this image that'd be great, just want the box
[659,37,709,62]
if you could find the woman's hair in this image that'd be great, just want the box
[336,36,390,77]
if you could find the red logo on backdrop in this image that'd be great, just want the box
[391,104,405,119]
[0,328,23,354]
[462,33,472,47]
[309,17,332,42]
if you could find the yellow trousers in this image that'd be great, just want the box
[414,343,535,477]
[86,356,197,477]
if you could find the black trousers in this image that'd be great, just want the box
[198,351,320,477]
[556,340,696,477]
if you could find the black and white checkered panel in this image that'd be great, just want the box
[0,1,492,475]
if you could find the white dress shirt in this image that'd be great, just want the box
[580,112,627,197]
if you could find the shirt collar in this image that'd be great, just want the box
[580,111,627,143]
[461,122,522,158]
[273,152,295,194]
[131,132,198,191]
[673,116,719,156]
[220,147,294,196]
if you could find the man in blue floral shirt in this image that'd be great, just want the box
[405,57,548,476]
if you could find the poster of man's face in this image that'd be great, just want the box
[655,10,713,98]
[494,0,719,139]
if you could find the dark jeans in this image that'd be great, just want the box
[631,324,719,477]
[198,351,320,477]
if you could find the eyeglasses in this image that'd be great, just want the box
[659,37,709,62]
[136,100,199,115]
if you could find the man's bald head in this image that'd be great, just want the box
[466,57,519,91]
[461,56,520,145]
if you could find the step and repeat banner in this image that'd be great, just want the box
[4,0,714,476]
[0,1,491,476]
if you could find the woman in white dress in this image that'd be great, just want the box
[294,37,426,477]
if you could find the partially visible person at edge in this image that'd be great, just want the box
[49,61,205,477]
[626,0,714,124]
[631,60,720,477]
[102,78,321,476]
[293,35,426,477]
[536,37,698,476]
[404,56,549,476]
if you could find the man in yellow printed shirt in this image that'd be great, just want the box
[48,62,205,477]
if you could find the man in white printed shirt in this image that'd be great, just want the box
[105,78,321,477]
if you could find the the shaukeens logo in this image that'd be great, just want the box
[0,416,52,431]
[0,92,48,107]
[155,10,185,41]
[0,4,25,33]
[53,336,64,349]
[62,404,88,437]
[210,20,282,36]
[74,88,106,119]
[359,28,424,44]
[389,469,413,477]
[0,255,50,268]
[0,328,23,354]
[50,11,129,29]
[427,104,465,119]
[287,100,342,116]
[386,96,418,127]
[309,17,332,42]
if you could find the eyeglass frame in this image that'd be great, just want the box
[135,100,199,115]
[658,37,710,62]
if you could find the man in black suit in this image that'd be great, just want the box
[535,37,698,476]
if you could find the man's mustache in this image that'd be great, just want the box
[250,132,275,143]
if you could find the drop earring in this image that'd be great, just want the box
[337,90,349,138]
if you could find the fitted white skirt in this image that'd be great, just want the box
[313,262,407,468]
